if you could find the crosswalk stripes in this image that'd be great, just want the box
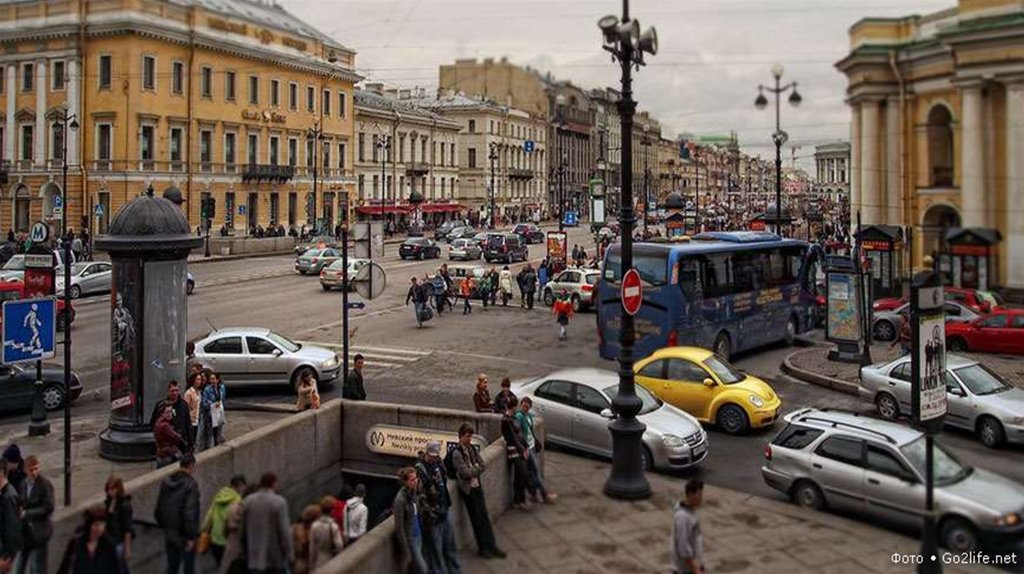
[297,341,431,369]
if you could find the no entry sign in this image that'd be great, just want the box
[622,268,642,316]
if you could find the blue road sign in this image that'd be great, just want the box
[346,301,366,310]
[94,204,105,218]
[524,140,535,153]
[562,211,579,227]
[238,205,247,215]
[53,195,63,209]
[2,297,57,364]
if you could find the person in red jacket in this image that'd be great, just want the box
[552,291,574,341]
[154,407,186,469]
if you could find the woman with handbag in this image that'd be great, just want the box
[202,372,227,447]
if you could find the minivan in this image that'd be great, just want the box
[483,233,527,263]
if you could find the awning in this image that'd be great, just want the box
[420,203,464,213]
[356,205,413,215]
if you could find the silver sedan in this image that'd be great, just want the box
[512,368,708,471]
[193,328,341,389]
[448,238,482,261]
[56,261,112,299]
[859,353,1024,448]
[872,301,979,342]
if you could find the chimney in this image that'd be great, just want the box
[483,57,494,65]
[500,56,508,63]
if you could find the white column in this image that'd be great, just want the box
[885,98,902,225]
[850,104,861,232]
[4,65,13,162]
[1006,82,1024,288]
[67,59,79,167]
[861,99,880,225]
[960,83,985,228]
[33,59,45,166]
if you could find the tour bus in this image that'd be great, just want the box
[596,231,823,360]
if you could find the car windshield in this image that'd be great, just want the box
[585,274,599,285]
[71,262,91,275]
[900,437,971,485]
[703,355,744,384]
[302,248,323,257]
[603,384,661,415]
[265,332,300,352]
[977,291,1003,308]
[327,260,346,269]
[954,365,1012,396]
[2,256,24,271]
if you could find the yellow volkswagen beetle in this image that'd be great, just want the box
[634,347,782,434]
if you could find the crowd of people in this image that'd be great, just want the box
[151,364,229,470]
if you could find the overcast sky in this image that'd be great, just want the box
[285,0,949,171]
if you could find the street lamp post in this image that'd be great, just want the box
[554,95,567,232]
[641,128,651,235]
[694,147,701,233]
[754,64,801,235]
[377,135,390,231]
[598,0,657,500]
[307,122,326,235]
[488,142,498,230]
[57,108,77,506]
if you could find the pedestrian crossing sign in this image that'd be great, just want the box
[94,204,105,218]
[2,297,57,364]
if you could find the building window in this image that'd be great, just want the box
[224,132,236,169]
[441,177,445,198]
[289,82,298,111]
[51,61,65,91]
[927,105,954,187]
[225,71,235,101]
[96,124,111,167]
[270,80,280,107]
[270,193,280,224]
[323,89,331,116]
[142,56,156,90]
[372,135,379,162]
[170,127,183,166]
[139,125,155,169]
[225,192,235,229]
[468,148,476,169]
[306,86,315,113]
[199,130,212,171]
[98,55,112,90]
[288,138,298,167]
[322,145,331,171]
[305,139,314,168]
[358,133,365,162]
[358,175,365,200]
[468,119,475,133]
[248,76,259,105]
[373,175,379,197]
[50,123,64,161]
[201,67,213,98]
[337,143,345,169]
[440,143,445,166]
[338,92,346,117]
[288,192,297,226]
[172,61,184,95]
[269,136,280,166]
[450,143,455,166]
[21,63,33,92]
[247,133,258,166]
[398,135,405,163]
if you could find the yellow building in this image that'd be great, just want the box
[838,0,1024,291]
[0,0,359,237]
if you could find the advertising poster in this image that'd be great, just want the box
[826,271,861,342]
[546,231,567,267]
[110,260,141,423]
[917,312,947,422]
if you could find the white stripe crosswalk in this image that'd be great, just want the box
[297,341,431,370]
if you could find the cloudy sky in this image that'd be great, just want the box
[285,0,949,170]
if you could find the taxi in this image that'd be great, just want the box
[635,346,781,434]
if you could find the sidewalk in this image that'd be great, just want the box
[461,450,998,574]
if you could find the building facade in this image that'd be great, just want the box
[813,142,850,203]
[547,80,594,219]
[0,0,360,237]
[837,0,1024,289]
[590,88,620,213]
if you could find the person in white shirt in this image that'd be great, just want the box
[344,484,368,544]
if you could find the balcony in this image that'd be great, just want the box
[509,168,534,180]
[405,161,429,176]
[242,164,295,184]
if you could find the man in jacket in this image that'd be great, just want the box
[14,456,52,574]
[202,474,245,568]
[393,467,427,574]
[150,381,194,453]
[671,478,705,574]
[406,277,428,328]
[344,484,368,544]
[241,472,292,574]
[415,442,461,574]
[451,424,505,560]
[521,265,537,310]
[343,354,366,401]
[155,455,200,574]
[0,466,22,573]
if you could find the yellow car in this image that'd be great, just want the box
[634,347,782,434]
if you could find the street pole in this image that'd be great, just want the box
[489,142,497,230]
[695,151,701,233]
[380,136,387,230]
[61,111,75,506]
[341,193,350,399]
[558,159,565,233]
[642,134,649,236]
[600,0,655,500]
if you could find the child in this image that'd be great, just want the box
[552,290,574,340]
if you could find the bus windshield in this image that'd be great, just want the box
[602,249,668,286]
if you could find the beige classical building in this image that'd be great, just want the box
[813,142,850,203]
[837,0,1024,290]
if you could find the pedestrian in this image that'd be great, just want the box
[571,245,580,267]
[343,354,366,401]
[521,265,537,310]
[478,271,491,310]
[344,485,368,545]
[295,371,320,412]
[201,475,245,568]
[150,381,194,454]
[154,455,200,574]
[671,478,705,574]
[500,398,534,511]
[430,274,447,316]
[217,483,249,574]
[492,377,516,414]
[55,506,120,574]
[308,497,343,570]
[104,476,133,574]
[414,442,461,574]
[154,407,187,469]
[459,275,474,315]
[289,505,318,574]
[406,277,429,328]
[183,373,203,451]
[498,266,513,306]
[15,456,54,574]
[552,290,574,340]
[515,267,528,308]
[452,424,505,560]
[202,372,227,448]
[537,260,549,293]
[893,314,911,356]
[70,234,83,262]
[472,374,492,413]
[393,467,427,574]
[0,465,22,573]
[515,398,556,504]
[0,446,24,506]
[241,472,293,574]
[488,267,499,307]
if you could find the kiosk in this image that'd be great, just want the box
[855,224,904,299]
[941,227,1001,291]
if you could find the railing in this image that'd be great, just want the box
[509,168,534,180]
[242,164,295,184]
[405,161,429,175]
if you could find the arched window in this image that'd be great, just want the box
[927,105,954,187]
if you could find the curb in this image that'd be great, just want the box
[187,249,296,265]
[225,402,295,414]
[780,348,860,396]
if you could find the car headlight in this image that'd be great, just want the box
[995,513,1021,527]
[321,356,339,369]
[661,434,685,448]
[749,395,765,408]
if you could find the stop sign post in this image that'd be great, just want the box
[621,268,642,316]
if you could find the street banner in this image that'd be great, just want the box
[916,312,947,422]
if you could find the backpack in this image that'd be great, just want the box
[443,447,458,480]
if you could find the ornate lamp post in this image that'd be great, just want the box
[754,64,801,235]
[56,108,77,505]
[598,0,657,500]
[306,122,327,234]
[488,142,498,229]
[377,134,390,231]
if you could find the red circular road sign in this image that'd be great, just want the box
[621,268,643,316]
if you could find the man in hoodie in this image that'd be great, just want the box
[202,475,245,568]
[671,478,704,574]
[415,442,461,574]
[155,455,200,574]
[520,265,537,310]
[392,467,426,574]
[0,466,22,573]
[344,484,367,545]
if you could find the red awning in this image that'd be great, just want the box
[420,203,464,213]
[356,205,413,215]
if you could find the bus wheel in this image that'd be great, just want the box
[713,333,732,360]
[784,316,797,346]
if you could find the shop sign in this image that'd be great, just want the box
[365,424,485,459]
[208,17,247,35]
[242,109,287,124]
[860,240,891,252]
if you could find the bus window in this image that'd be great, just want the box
[679,258,700,299]
[603,250,668,286]
[731,251,759,293]
[699,254,730,297]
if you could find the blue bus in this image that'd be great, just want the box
[596,231,823,360]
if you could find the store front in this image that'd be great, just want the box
[941,227,1001,291]
[855,224,904,299]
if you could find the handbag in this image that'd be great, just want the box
[210,401,226,428]
[196,531,211,553]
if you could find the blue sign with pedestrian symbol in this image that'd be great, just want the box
[2,298,57,364]
[94,204,105,218]
[524,140,535,153]
[238,205,247,215]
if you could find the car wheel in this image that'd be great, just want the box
[940,517,978,552]
[875,393,900,420]
[321,284,331,291]
[42,384,66,411]
[977,416,1006,448]
[571,295,581,313]
[716,404,748,434]
[873,320,895,342]
[641,445,654,471]
[948,337,968,353]
[69,284,81,299]
[713,332,732,360]
[291,366,318,392]
[792,480,825,511]
[186,280,195,295]
[784,315,797,346]
[543,290,554,307]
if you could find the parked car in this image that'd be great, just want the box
[433,221,460,241]
[295,248,341,275]
[634,346,782,434]
[511,368,708,471]
[445,226,478,243]
[471,231,490,248]
[319,258,369,291]
[945,309,1024,355]
[293,236,339,256]
[448,238,482,261]
[448,265,487,299]
[399,238,441,260]
[0,282,75,331]
[0,251,77,283]
[511,223,544,244]
[483,233,528,264]
[541,268,600,311]
[873,287,1003,315]
[192,328,341,389]
[872,301,979,342]
[859,353,1024,448]
[55,261,112,299]
[0,362,82,412]
[762,408,1024,552]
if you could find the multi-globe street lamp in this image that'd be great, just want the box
[754,64,801,235]
[598,0,657,500]
[488,141,499,229]
[306,122,328,234]
[377,134,390,232]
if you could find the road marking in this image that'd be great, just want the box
[433,348,560,368]
[297,341,430,370]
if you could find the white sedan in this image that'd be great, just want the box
[56,261,113,299]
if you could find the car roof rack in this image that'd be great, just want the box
[793,412,897,444]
